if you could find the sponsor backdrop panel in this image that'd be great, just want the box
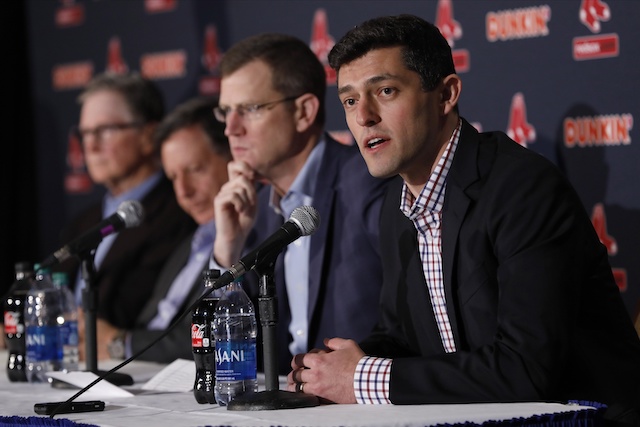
[22,1,640,323]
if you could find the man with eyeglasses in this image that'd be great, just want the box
[86,97,231,363]
[56,72,196,359]
[211,33,395,375]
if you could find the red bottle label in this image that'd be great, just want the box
[4,311,19,335]
[191,323,209,348]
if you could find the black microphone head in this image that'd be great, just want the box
[116,200,145,228]
[290,206,320,237]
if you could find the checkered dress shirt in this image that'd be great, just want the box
[354,120,462,404]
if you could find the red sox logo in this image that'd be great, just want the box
[580,0,610,33]
[435,0,462,47]
[506,93,536,148]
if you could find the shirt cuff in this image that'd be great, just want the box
[354,355,392,404]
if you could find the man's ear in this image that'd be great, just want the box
[440,74,462,116]
[294,94,320,132]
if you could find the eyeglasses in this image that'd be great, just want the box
[213,96,300,123]
[72,122,143,144]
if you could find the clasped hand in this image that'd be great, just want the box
[287,337,364,404]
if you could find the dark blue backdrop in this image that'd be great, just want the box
[20,0,640,325]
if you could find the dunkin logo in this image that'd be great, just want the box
[486,5,551,42]
[52,61,93,90]
[140,50,187,80]
[55,0,84,28]
[564,114,633,148]
[144,0,177,13]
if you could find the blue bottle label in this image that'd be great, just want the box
[59,321,79,346]
[26,325,60,362]
[215,340,257,381]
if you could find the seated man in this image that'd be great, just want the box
[288,15,640,426]
[88,97,231,362]
[211,33,394,374]
[59,72,196,334]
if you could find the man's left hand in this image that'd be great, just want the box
[287,337,364,404]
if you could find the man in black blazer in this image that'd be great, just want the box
[288,15,640,425]
[91,97,231,362]
[212,34,392,374]
[59,73,196,360]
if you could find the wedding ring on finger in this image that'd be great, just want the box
[296,382,306,393]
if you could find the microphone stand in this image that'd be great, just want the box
[78,250,132,386]
[227,255,319,410]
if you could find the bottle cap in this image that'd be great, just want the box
[52,272,69,287]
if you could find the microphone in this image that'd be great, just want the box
[215,205,320,288]
[40,200,145,269]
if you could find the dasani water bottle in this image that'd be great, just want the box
[25,266,63,382]
[213,279,258,405]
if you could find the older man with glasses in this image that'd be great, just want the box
[210,33,395,375]
[56,72,196,360]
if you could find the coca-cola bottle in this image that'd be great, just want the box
[4,262,34,382]
[192,269,220,404]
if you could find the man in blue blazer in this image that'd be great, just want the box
[212,33,392,374]
[288,15,640,425]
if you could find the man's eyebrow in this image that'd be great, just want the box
[337,73,397,96]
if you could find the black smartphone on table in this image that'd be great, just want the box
[34,400,105,415]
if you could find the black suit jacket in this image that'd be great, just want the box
[129,231,208,363]
[361,119,640,419]
[242,135,393,374]
[58,175,196,329]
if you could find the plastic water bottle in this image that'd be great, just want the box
[24,266,63,382]
[192,269,220,404]
[4,261,34,382]
[52,272,79,372]
[213,279,258,405]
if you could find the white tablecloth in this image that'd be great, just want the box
[0,351,597,427]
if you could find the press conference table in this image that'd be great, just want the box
[0,351,600,427]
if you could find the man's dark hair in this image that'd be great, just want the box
[220,33,326,127]
[154,97,230,158]
[328,14,456,92]
[78,72,165,123]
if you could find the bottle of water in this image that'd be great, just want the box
[4,261,35,382]
[25,265,63,382]
[213,279,258,405]
[52,272,79,372]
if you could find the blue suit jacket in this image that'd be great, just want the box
[242,135,394,374]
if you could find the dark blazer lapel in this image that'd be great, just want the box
[306,136,338,317]
[136,232,193,327]
[441,119,482,348]
[99,177,170,275]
